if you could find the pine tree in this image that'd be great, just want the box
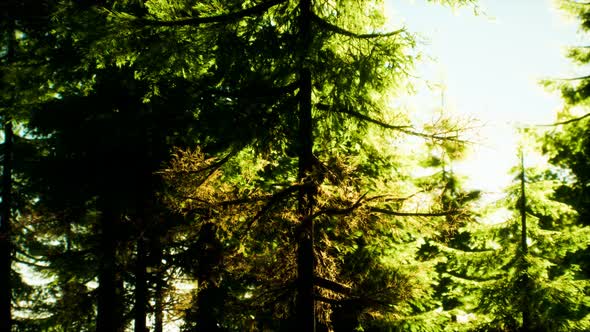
[442,151,590,331]
[1,1,62,329]
[7,2,205,329]
[116,0,476,330]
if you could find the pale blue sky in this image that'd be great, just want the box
[388,0,581,192]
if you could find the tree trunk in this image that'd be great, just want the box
[296,0,315,329]
[154,276,164,332]
[519,153,531,331]
[153,237,164,332]
[520,153,527,257]
[0,121,13,332]
[135,237,148,332]
[96,203,123,332]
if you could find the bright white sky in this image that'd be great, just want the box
[386,0,582,194]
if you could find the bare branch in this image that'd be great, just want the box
[536,112,590,127]
[137,0,286,27]
[317,103,465,142]
[314,276,352,295]
[311,13,405,39]
[369,207,459,217]
[366,191,424,203]
[553,74,590,81]
[315,295,341,305]
[316,103,409,129]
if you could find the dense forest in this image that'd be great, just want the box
[1,0,589,331]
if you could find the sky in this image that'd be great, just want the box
[385,0,582,194]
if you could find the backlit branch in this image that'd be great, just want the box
[537,112,590,126]
[314,276,352,294]
[554,74,590,81]
[311,13,405,39]
[317,103,465,142]
[370,207,459,217]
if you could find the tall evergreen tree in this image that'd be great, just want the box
[1,0,61,329]
[440,152,590,331]
[112,0,476,330]
[536,0,590,328]
[2,1,205,330]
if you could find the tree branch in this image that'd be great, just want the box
[13,256,51,269]
[207,81,299,99]
[444,269,502,282]
[241,184,305,234]
[369,207,459,217]
[316,103,409,130]
[311,13,405,39]
[314,295,341,305]
[160,150,235,178]
[314,276,352,295]
[536,112,590,126]
[554,74,590,81]
[177,194,271,207]
[138,0,287,27]
[318,103,464,142]
[299,193,368,229]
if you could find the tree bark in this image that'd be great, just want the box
[296,0,315,330]
[154,276,164,332]
[0,121,13,332]
[152,236,164,332]
[134,237,148,332]
[96,203,123,332]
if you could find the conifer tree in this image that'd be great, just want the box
[115,0,476,330]
[534,0,590,328]
[440,150,590,331]
[1,1,62,329]
[3,1,205,330]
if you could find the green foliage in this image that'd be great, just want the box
[536,1,590,327]
[17,0,590,331]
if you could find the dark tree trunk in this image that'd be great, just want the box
[154,276,164,332]
[134,237,148,332]
[296,0,315,329]
[96,203,123,332]
[136,124,156,332]
[152,237,164,332]
[0,121,13,332]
